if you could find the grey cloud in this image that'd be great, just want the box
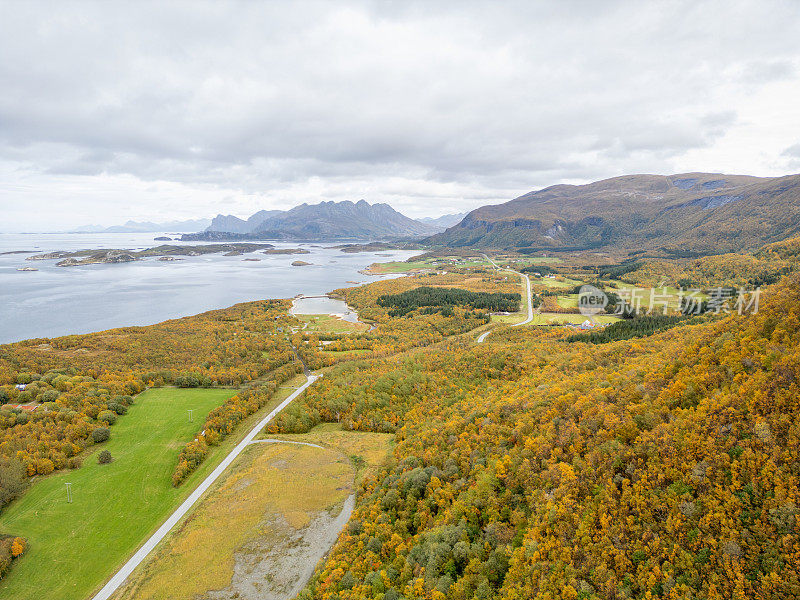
[739,60,796,86]
[1,0,799,229]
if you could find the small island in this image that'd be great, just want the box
[331,241,416,253]
[291,260,312,266]
[262,248,311,255]
[26,243,276,267]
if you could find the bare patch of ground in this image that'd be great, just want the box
[112,438,366,600]
[205,494,355,600]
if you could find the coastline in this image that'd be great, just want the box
[0,233,421,344]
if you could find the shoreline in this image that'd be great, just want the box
[0,235,422,345]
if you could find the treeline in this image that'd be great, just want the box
[613,249,797,290]
[377,286,520,317]
[596,260,642,279]
[0,536,25,579]
[520,264,558,275]
[171,361,302,486]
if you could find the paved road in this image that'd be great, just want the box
[90,374,319,600]
[476,329,493,343]
[477,256,534,343]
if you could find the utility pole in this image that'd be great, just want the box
[188,409,194,423]
[65,482,72,503]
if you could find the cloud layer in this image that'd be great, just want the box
[1,0,800,230]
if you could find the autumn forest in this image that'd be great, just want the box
[0,237,799,598]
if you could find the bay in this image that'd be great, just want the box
[0,232,418,344]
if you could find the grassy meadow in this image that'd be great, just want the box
[0,378,306,600]
[0,388,233,600]
[297,313,370,334]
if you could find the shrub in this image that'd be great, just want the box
[0,536,26,578]
[92,427,110,443]
[36,459,54,475]
[97,410,117,425]
[339,571,355,590]
[175,375,200,388]
[112,394,134,406]
[97,450,112,464]
[107,401,127,415]
[0,457,27,511]
[40,389,59,403]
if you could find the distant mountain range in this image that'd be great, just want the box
[72,218,212,234]
[418,212,469,228]
[426,173,800,253]
[197,200,439,240]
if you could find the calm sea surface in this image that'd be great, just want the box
[0,232,418,344]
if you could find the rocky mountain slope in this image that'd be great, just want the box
[207,210,283,234]
[427,173,800,253]
[419,212,469,229]
[206,200,436,240]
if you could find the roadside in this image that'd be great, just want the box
[89,373,319,600]
[477,254,534,343]
[111,424,392,600]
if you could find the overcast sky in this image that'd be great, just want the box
[2,0,800,231]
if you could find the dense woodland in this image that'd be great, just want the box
[377,287,519,317]
[273,272,800,599]
[0,240,799,598]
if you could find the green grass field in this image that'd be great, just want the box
[534,276,582,289]
[496,256,563,267]
[530,312,621,325]
[364,259,432,273]
[296,314,370,334]
[0,387,237,600]
[557,294,579,308]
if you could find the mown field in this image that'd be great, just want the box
[0,379,307,600]
[296,313,370,334]
[0,388,234,600]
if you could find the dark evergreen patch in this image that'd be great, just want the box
[377,286,520,317]
[566,315,689,343]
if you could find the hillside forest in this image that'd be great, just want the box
[0,238,799,599]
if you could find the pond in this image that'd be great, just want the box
[291,296,360,323]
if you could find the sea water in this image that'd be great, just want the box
[0,233,418,343]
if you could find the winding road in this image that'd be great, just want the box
[90,373,319,600]
[477,255,534,343]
